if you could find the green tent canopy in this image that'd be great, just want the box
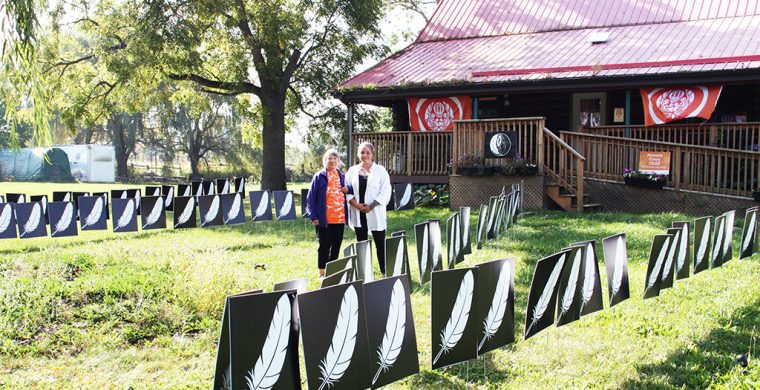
[0,147,74,182]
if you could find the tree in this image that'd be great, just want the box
[131,0,386,190]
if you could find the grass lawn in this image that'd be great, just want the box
[1,182,759,388]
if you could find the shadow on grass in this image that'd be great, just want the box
[622,296,760,389]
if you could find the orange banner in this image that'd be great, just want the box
[407,96,472,131]
[640,85,722,126]
[639,151,671,175]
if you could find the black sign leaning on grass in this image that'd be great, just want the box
[274,278,309,294]
[125,189,141,214]
[173,196,197,229]
[385,236,407,278]
[321,268,353,289]
[5,193,26,204]
[568,240,604,317]
[202,181,216,196]
[740,208,757,259]
[659,231,679,291]
[112,198,138,233]
[91,192,110,220]
[721,210,735,264]
[524,250,569,339]
[693,216,712,274]
[17,201,47,238]
[178,183,192,198]
[145,185,162,198]
[475,258,515,355]
[601,233,630,307]
[111,189,128,202]
[78,196,108,230]
[428,219,444,273]
[643,234,672,299]
[49,201,78,238]
[301,188,310,218]
[162,185,175,211]
[274,191,296,221]
[216,178,231,194]
[299,281,371,390]
[52,191,71,202]
[0,203,18,239]
[213,289,263,390]
[191,181,203,198]
[664,228,686,288]
[476,204,488,249]
[394,183,415,211]
[221,193,246,225]
[460,207,472,256]
[389,231,412,284]
[249,191,273,222]
[326,255,357,282]
[356,239,374,282]
[555,246,584,327]
[710,215,726,269]
[228,290,300,390]
[671,223,691,280]
[0,195,3,203]
[234,177,246,198]
[140,196,166,230]
[30,195,49,224]
[446,213,459,270]
[485,196,498,240]
[343,243,355,257]
[431,267,478,369]
[199,195,223,227]
[364,276,419,388]
[750,207,759,254]
[415,222,432,285]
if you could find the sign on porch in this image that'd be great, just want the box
[484,131,518,158]
[407,96,472,131]
[639,151,671,175]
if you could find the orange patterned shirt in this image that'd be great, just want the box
[326,170,346,224]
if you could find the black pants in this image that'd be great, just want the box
[356,213,386,274]
[317,224,345,269]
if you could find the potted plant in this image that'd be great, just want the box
[494,154,539,176]
[623,168,667,189]
[455,153,492,176]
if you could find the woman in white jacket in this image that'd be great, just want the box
[345,142,392,274]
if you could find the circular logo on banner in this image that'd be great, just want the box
[489,133,512,157]
[648,87,708,123]
[416,97,464,131]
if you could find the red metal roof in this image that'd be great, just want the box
[338,0,760,93]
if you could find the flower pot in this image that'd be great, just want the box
[624,176,665,189]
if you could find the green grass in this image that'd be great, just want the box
[1,182,759,388]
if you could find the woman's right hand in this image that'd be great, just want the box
[311,219,319,226]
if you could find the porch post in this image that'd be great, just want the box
[347,103,354,164]
[625,90,631,138]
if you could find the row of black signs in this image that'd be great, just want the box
[0,182,417,239]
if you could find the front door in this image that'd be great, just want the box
[572,92,607,131]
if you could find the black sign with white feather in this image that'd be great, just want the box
[112,198,138,233]
[524,250,569,339]
[555,246,584,327]
[161,185,174,211]
[213,289,263,390]
[30,195,49,224]
[475,258,515,355]
[0,202,17,239]
[568,240,604,317]
[173,196,197,229]
[643,234,673,299]
[711,215,726,269]
[78,196,108,230]
[221,193,245,225]
[431,267,478,369]
[140,196,167,230]
[199,195,223,227]
[602,233,630,307]
[740,208,757,259]
[49,201,78,238]
[393,183,415,211]
[273,190,296,221]
[249,191,273,222]
[16,201,47,239]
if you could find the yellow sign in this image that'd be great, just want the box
[613,107,625,123]
[639,151,671,175]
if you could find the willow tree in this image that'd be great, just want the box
[135,0,385,190]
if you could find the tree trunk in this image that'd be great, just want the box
[260,90,287,190]
[189,155,201,180]
[109,115,131,178]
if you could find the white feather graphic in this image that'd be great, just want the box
[183,186,191,197]
[120,191,127,199]
[712,219,724,262]
[479,261,511,351]
[254,191,270,220]
[477,206,487,243]
[363,242,373,281]
[646,237,670,292]
[742,212,756,253]
[398,184,412,209]
[115,199,135,231]
[18,194,25,203]
[41,196,47,215]
[165,187,174,208]
[393,238,404,276]
[433,270,474,364]
[677,225,688,273]
[696,219,711,266]
[81,197,104,229]
[317,285,359,390]
[52,203,74,236]
[454,217,461,259]
[662,232,679,281]
[611,237,625,299]
[196,184,203,197]
[277,192,292,220]
[580,243,596,314]
[63,192,71,202]
[448,222,455,264]
[559,249,582,318]
[0,204,11,233]
[153,188,161,197]
[372,279,406,385]
[225,193,242,224]
[244,294,291,390]
[143,198,164,228]
[723,214,733,259]
[20,203,42,237]
[526,253,566,336]
[202,195,220,226]
[222,180,230,194]
[430,223,441,270]
[421,226,429,280]
[461,209,469,248]
[223,365,232,390]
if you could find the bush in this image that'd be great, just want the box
[414,184,449,207]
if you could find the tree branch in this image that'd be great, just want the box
[167,73,261,96]
[288,85,336,119]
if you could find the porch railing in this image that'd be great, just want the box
[580,122,760,150]
[543,128,585,212]
[562,131,760,197]
[351,131,451,176]
[451,117,545,172]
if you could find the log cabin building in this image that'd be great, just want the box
[335,0,760,215]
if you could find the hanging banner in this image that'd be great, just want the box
[640,85,722,126]
[407,96,472,131]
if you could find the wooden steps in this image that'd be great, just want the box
[545,184,602,213]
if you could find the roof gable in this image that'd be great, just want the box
[418,0,760,42]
